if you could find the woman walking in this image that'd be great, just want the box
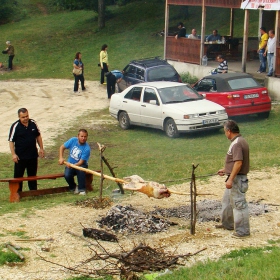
[100,44,109,84]
[73,52,86,93]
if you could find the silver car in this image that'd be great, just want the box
[109,81,228,138]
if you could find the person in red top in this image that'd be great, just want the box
[216,120,250,238]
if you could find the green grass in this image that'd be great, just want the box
[157,245,280,280]
[0,245,24,265]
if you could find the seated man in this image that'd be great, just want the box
[206,29,222,57]
[175,22,186,39]
[59,129,91,195]
[216,54,228,74]
[188,29,198,39]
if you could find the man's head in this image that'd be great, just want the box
[177,22,184,29]
[78,129,88,144]
[212,29,218,35]
[18,108,29,126]
[217,54,225,62]
[191,29,197,35]
[260,26,267,34]
[224,120,240,139]
[268,29,275,38]
[6,41,11,45]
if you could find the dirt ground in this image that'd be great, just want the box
[0,80,280,280]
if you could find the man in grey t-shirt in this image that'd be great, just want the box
[216,120,250,238]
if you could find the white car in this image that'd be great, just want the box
[109,81,228,138]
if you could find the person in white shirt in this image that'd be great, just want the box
[264,30,276,77]
[188,29,198,39]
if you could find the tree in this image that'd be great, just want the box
[98,0,105,29]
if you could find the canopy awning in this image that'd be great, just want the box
[241,0,280,10]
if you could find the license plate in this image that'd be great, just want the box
[244,93,259,99]
[203,118,219,125]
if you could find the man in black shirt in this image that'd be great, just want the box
[175,22,186,39]
[8,108,44,191]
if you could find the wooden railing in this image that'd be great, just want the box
[166,36,201,64]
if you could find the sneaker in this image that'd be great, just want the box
[102,82,107,85]
[74,186,79,194]
[256,70,262,73]
[79,191,86,195]
[82,88,86,91]
[231,232,250,239]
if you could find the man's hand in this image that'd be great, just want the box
[226,178,233,189]
[12,154,19,163]
[58,157,65,165]
[39,148,45,158]
[217,169,225,176]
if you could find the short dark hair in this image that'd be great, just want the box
[101,44,108,51]
[213,29,218,33]
[75,52,81,59]
[217,54,225,60]
[18,108,28,116]
[260,26,266,32]
[78,128,88,135]
[177,22,183,27]
[224,120,240,133]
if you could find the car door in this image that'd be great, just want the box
[121,86,143,124]
[193,78,221,103]
[140,87,163,128]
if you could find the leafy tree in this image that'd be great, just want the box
[0,0,21,25]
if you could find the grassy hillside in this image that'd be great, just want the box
[0,2,259,81]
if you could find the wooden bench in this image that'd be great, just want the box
[0,173,93,202]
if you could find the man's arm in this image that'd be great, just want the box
[58,144,66,165]
[226,160,242,189]
[9,141,19,163]
[36,135,44,158]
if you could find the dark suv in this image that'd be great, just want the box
[117,57,181,92]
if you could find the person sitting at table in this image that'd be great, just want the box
[206,29,222,57]
[188,29,198,39]
[216,54,228,74]
[175,22,186,39]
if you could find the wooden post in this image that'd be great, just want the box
[99,146,105,202]
[190,164,199,235]
[242,9,249,73]
[200,0,206,64]
[230,8,234,38]
[164,1,169,60]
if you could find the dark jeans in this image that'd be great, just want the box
[73,74,85,92]
[64,165,88,192]
[106,73,116,99]
[14,158,38,192]
[101,63,108,84]
[8,55,14,70]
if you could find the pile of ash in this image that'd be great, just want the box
[97,204,177,234]
[150,199,268,222]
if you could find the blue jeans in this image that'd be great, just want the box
[258,49,266,72]
[267,53,274,75]
[64,165,87,192]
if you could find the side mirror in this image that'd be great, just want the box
[149,100,158,105]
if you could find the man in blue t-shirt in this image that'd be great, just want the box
[59,129,91,195]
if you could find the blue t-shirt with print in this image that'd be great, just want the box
[64,137,90,165]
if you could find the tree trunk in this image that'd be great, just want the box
[98,0,105,29]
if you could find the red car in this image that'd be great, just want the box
[192,73,271,118]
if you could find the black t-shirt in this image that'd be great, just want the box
[8,119,40,159]
[178,27,186,38]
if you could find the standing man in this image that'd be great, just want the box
[188,29,198,39]
[2,41,15,70]
[216,120,250,238]
[257,27,268,73]
[59,129,91,195]
[264,30,276,77]
[8,108,44,192]
[106,70,123,99]
[175,22,186,39]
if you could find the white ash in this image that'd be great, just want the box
[150,199,268,222]
[97,204,177,234]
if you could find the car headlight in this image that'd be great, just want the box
[216,109,226,114]
[184,114,199,119]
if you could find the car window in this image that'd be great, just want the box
[158,85,202,104]
[228,77,259,90]
[124,65,137,78]
[143,88,159,105]
[135,67,145,81]
[147,66,177,82]
[124,87,142,101]
[194,79,217,92]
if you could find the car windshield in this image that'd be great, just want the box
[158,85,202,104]
[147,66,177,81]
[228,77,260,90]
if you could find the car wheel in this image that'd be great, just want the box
[119,111,130,130]
[258,111,270,118]
[165,119,179,138]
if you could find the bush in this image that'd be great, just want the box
[180,72,198,85]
